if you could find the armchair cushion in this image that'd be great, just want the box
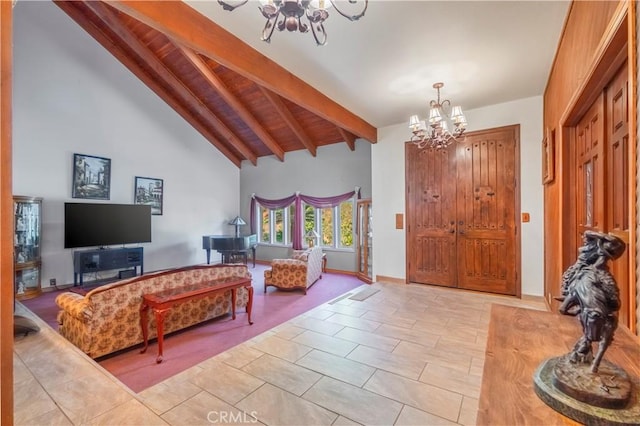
[264,246,323,294]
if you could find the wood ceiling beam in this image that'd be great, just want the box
[259,86,317,157]
[104,0,378,143]
[78,1,257,166]
[55,1,243,167]
[177,46,285,162]
[337,128,356,151]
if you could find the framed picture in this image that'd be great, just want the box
[542,128,555,184]
[134,176,164,215]
[72,153,111,199]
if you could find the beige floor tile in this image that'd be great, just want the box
[271,324,307,339]
[86,398,167,425]
[363,370,462,423]
[292,330,359,357]
[13,356,33,386]
[375,323,439,348]
[46,374,134,425]
[414,319,478,343]
[13,375,59,425]
[160,364,205,386]
[469,357,484,377]
[435,336,486,359]
[249,335,313,362]
[291,316,346,335]
[303,376,402,425]
[361,310,417,329]
[21,348,104,389]
[332,415,362,425]
[323,303,369,318]
[302,308,336,320]
[348,299,398,315]
[458,396,479,426]
[334,327,400,352]
[138,379,203,415]
[213,343,266,369]
[162,391,258,426]
[18,408,72,426]
[189,360,264,405]
[347,345,426,380]
[395,405,457,426]
[392,341,472,374]
[419,363,482,399]
[325,313,382,332]
[296,349,375,387]
[242,353,321,396]
[236,383,337,426]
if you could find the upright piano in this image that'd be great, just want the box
[202,234,257,267]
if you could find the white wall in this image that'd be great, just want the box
[372,96,544,296]
[240,141,371,271]
[13,2,240,288]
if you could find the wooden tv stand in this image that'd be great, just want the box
[73,247,144,286]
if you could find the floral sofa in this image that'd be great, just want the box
[55,264,251,359]
[263,246,323,294]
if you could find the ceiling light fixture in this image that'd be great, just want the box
[408,82,467,149]
[217,0,368,46]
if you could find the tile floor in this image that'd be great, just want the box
[14,281,547,425]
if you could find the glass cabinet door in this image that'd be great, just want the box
[356,199,373,283]
[14,196,43,300]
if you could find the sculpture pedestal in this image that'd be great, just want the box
[534,356,640,425]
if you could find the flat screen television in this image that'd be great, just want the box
[64,203,152,249]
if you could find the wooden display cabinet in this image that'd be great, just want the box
[356,198,373,283]
[14,196,42,300]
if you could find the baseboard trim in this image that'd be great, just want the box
[375,275,406,284]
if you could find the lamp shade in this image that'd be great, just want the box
[228,216,247,226]
[305,229,320,239]
[428,107,443,125]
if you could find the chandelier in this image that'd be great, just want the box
[408,82,467,149]
[217,0,368,46]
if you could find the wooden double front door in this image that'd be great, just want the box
[406,125,520,296]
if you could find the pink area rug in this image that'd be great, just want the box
[21,263,364,393]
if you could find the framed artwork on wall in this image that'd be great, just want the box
[542,128,555,184]
[134,176,164,215]
[72,153,111,200]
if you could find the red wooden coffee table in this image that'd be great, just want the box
[140,276,253,363]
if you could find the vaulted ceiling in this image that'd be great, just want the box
[53,0,377,168]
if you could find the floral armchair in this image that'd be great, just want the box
[263,246,323,294]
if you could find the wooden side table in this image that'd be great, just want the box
[478,305,640,424]
[140,276,253,363]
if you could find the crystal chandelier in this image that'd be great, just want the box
[217,0,368,46]
[408,82,467,149]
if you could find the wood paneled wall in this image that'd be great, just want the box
[543,0,637,332]
[0,1,13,423]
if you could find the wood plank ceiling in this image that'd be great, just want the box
[54,1,377,168]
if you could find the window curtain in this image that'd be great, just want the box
[296,188,361,249]
[251,188,361,250]
[250,193,297,240]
